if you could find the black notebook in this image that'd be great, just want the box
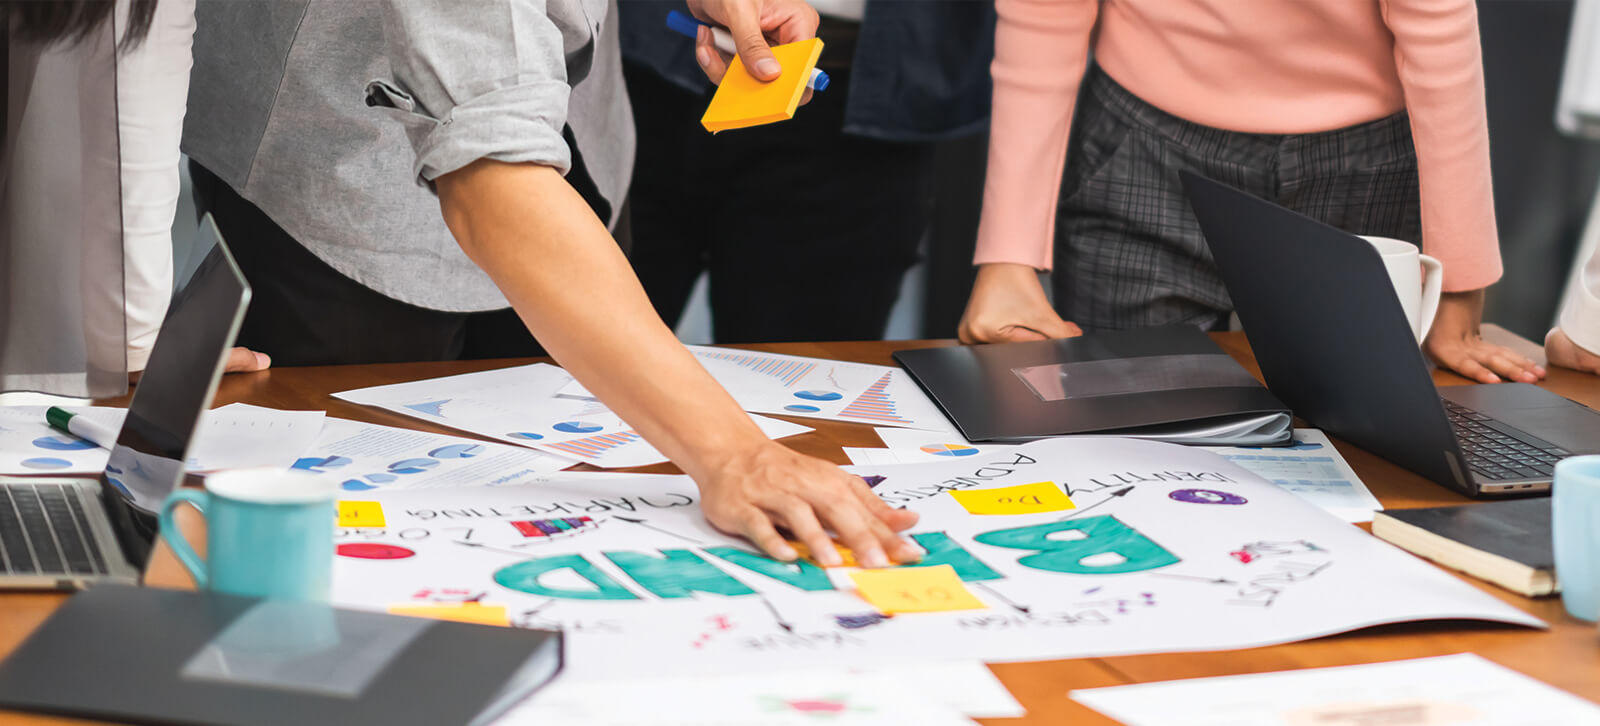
[0,584,563,726]
[893,326,1292,446]
[1372,499,1557,597]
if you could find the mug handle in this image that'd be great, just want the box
[159,489,210,588]
[1416,253,1444,341]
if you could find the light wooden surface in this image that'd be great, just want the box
[2,334,1598,725]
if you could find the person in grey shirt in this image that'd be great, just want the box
[181,0,923,568]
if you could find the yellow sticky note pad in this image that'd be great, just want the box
[950,482,1075,515]
[338,501,385,528]
[788,539,857,568]
[848,564,987,614]
[387,602,510,627]
[701,38,823,132]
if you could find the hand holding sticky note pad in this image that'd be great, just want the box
[702,38,823,133]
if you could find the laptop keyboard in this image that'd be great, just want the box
[0,483,108,576]
[1444,400,1569,483]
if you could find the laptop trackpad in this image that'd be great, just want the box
[1440,383,1600,452]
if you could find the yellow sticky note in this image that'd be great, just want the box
[387,602,510,627]
[788,539,857,568]
[701,38,824,132]
[848,564,987,614]
[338,501,385,528]
[950,482,1075,515]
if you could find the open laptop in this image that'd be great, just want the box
[0,215,249,588]
[1182,172,1600,497]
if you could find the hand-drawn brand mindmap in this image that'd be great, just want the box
[331,439,1541,681]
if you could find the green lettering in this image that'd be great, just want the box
[494,554,639,600]
[605,549,757,599]
[973,515,1179,575]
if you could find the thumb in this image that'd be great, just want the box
[724,13,782,80]
[997,325,1050,343]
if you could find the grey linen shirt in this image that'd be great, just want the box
[182,0,635,312]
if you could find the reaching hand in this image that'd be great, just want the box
[686,0,818,88]
[1546,327,1600,376]
[1422,290,1544,383]
[224,346,272,373]
[959,262,1083,344]
[692,441,922,568]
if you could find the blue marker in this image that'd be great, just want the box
[666,10,829,91]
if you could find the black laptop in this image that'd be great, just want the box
[1182,172,1600,497]
[0,216,249,588]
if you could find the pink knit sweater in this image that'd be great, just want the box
[974,0,1501,292]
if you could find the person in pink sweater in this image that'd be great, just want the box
[959,0,1544,385]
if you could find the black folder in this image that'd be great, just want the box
[894,326,1292,446]
[0,584,562,726]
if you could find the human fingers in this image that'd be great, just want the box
[224,346,271,373]
[811,494,892,568]
[775,500,842,567]
[1442,350,1501,384]
[719,1,783,80]
[734,506,797,561]
[1479,346,1543,383]
[765,0,820,44]
[695,26,730,85]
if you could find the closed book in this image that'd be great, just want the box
[0,584,562,726]
[893,326,1292,446]
[1372,499,1557,597]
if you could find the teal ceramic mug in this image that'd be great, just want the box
[158,469,337,601]
[1553,455,1600,622]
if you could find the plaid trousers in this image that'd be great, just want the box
[1053,64,1423,332]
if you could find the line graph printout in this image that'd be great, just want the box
[558,347,955,432]
[330,439,1538,684]
[333,363,813,468]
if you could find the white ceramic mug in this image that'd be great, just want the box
[1362,236,1442,344]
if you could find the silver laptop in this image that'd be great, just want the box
[0,215,249,588]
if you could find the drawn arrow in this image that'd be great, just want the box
[613,516,704,545]
[1058,485,1135,521]
[1151,573,1238,586]
[454,540,532,558]
[759,594,794,632]
[973,582,1031,614]
[521,599,558,618]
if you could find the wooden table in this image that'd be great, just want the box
[2,334,1597,724]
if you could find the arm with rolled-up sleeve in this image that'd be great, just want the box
[374,0,576,182]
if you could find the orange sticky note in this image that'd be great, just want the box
[848,564,987,614]
[701,38,824,132]
[950,482,1075,515]
[387,602,510,627]
[337,501,385,528]
[788,539,857,568]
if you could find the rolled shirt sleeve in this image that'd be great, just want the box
[374,0,585,183]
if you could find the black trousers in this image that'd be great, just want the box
[189,162,546,366]
[623,62,933,343]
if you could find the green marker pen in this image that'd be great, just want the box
[45,406,117,450]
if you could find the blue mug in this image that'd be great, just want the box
[159,468,337,601]
[1553,455,1600,622]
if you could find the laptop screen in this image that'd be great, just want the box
[101,216,250,560]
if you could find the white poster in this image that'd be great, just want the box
[868,427,1381,523]
[332,363,811,468]
[330,439,1538,683]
